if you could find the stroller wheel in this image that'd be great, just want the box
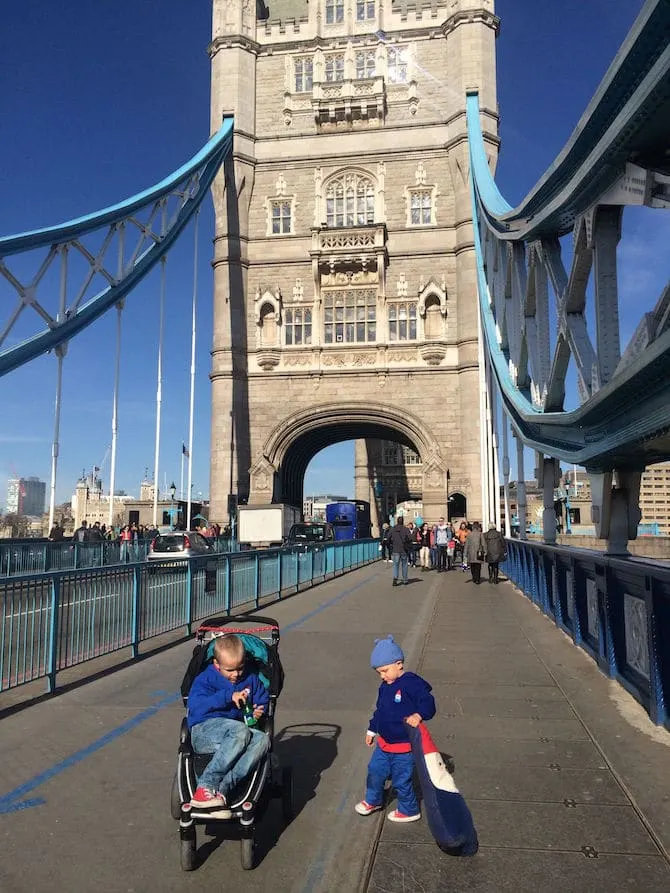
[281,766,294,823]
[170,771,182,820]
[180,832,197,871]
[241,833,255,870]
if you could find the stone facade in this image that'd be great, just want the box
[208,0,499,525]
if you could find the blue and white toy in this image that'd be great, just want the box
[408,723,478,856]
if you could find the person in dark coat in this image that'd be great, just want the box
[389,517,413,586]
[463,521,484,584]
[483,523,507,584]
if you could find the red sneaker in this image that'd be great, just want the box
[387,809,421,823]
[190,786,226,809]
[355,800,382,816]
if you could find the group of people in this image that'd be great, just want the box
[381,516,507,585]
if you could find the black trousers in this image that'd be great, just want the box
[488,562,500,583]
[470,561,482,583]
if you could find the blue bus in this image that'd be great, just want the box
[325,501,372,541]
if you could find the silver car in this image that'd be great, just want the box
[147,531,214,563]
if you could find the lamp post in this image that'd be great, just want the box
[169,481,177,530]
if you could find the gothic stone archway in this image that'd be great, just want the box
[246,402,454,524]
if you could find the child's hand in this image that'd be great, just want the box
[365,733,375,747]
[231,690,247,708]
[252,705,265,719]
[404,713,422,728]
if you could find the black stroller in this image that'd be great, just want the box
[171,614,293,871]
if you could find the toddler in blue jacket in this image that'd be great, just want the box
[355,635,436,823]
[187,634,269,812]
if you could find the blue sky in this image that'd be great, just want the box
[0,0,662,511]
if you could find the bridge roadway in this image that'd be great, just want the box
[1,562,669,892]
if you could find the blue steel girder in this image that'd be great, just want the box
[466,0,670,471]
[0,118,234,377]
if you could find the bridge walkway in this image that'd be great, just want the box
[0,561,669,892]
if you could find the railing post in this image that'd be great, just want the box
[310,547,314,584]
[186,561,194,636]
[225,556,232,615]
[131,563,141,660]
[47,575,61,693]
[254,552,260,607]
[277,551,282,600]
[601,566,618,678]
[646,576,667,726]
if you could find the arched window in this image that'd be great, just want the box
[326,172,375,227]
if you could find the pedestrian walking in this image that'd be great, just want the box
[463,521,485,584]
[419,523,432,571]
[389,517,413,586]
[483,522,507,584]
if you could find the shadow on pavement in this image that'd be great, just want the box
[195,722,341,869]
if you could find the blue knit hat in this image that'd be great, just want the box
[370,635,404,668]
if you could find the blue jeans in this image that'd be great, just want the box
[365,746,418,816]
[190,717,269,797]
[392,552,408,582]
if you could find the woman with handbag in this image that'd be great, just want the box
[463,521,485,584]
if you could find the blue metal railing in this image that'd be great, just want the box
[503,540,670,731]
[0,537,236,577]
[0,539,379,694]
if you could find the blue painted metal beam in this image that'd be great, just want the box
[0,118,233,376]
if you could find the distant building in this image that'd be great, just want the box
[71,473,207,531]
[6,476,46,517]
[638,461,670,535]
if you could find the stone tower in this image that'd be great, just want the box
[208,0,499,525]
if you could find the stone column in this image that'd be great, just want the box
[444,0,499,524]
[208,0,258,522]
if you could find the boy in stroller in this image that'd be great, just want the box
[188,634,269,812]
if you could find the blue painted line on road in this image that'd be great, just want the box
[0,692,180,815]
[0,565,379,816]
[284,568,380,632]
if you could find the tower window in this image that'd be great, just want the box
[325,0,344,24]
[325,55,345,83]
[356,0,375,21]
[294,58,313,93]
[388,302,417,341]
[355,51,376,80]
[387,46,409,84]
[410,190,432,226]
[285,307,312,345]
[326,174,375,227]
[323,288,377,344]
[271,201,292,235]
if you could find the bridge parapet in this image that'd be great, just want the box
[504,539,670,730]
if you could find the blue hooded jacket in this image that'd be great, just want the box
[187,664,269,729]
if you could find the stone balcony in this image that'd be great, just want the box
[312,76,385,126]
[310,223,388,290]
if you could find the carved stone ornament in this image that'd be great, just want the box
[424,464,444,490]
[420,342,447,366]
[256,349,281,371]
[250,456,276,492]
[254,288,282,325]
[417,279,447,318]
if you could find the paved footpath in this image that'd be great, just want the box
[1,562,669,892]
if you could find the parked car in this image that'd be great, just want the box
[147,531,214,563]
[284,522,335,548]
